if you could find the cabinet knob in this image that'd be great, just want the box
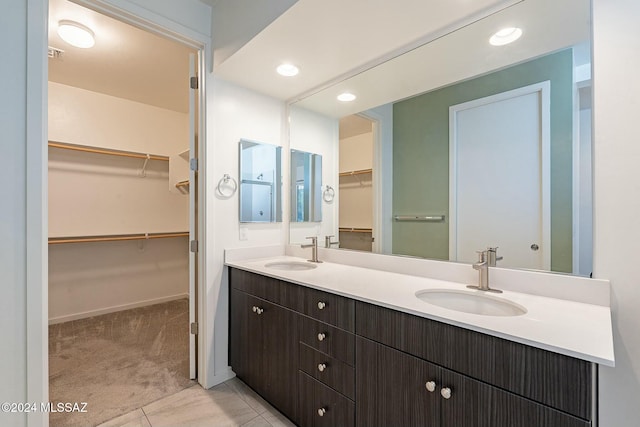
[252,306,257,313]
[317,301,326,310]
[317,333,326,342]
[252,306,263,315]
[441,387,452,399]
[425,381,436,392]
[317,408,326,417]
[318,363,327,372]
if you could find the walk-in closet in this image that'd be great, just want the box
[47,1,198,425]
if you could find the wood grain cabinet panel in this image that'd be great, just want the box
[299,371,355,427]
[229,288,299,423]
[355,301,592,420]
[299,343,355,400]
[299,286,355,332]
[300,316,355,366]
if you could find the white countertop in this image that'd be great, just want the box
[225,252,615,366]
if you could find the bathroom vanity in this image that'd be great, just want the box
[226,250,613,427]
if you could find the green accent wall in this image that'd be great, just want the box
[392,49,574,272]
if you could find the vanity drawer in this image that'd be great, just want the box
[299,343,355,400]
[300,286,354,332]
[299,371,355,427]
[300,316,355,366]
[229,268,303,312]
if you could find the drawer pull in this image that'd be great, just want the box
[317,333,326,342]
[318,363,327,372]
[317,301,326,310]
[425,381,436,392]
[441,387,452,399]
[252,306,263,315]
[318,408,327,417]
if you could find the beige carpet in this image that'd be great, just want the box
[49,299,196,427]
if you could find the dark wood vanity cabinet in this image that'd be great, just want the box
[229,277,300,422]
[356,336,590,427]
[229,268,594,427]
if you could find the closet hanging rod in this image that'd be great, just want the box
[48,231,189,245]
[339,227,373,233]
[339,168,373,177]
[48,141,170,162]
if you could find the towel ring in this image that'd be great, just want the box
[323,185,335,202]
[217,174,238,198]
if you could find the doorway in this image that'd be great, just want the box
[338,115,376,251]
[47,0,202,424]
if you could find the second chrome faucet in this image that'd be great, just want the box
[302,236,322,263]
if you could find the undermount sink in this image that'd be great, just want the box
[415,289,527,317]
[264,261,318,271]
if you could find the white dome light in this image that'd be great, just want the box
[337,92,356,102]
[276,63,300,77]
[489,27,522,46]
[57,20,95,49]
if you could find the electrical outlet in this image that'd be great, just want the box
[239,227,248,241]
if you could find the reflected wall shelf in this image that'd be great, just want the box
[339,227,373,233]
[48,231,189,245]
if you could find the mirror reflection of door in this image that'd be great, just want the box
[449,82,551,270]
[339,115,375,251]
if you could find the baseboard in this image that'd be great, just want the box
[48,293,189,325]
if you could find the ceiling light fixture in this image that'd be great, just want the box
[57,20,95,48]
[276,63,300,77]
[489,27,522,46]
[337,92,356,102]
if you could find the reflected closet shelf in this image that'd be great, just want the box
[338,168,372,177]
[48,231,189,244]
[48,141,170,162]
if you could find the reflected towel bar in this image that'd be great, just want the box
[394,215,445,222]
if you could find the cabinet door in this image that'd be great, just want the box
[439,369,591,427]
[229,289,266,394]
[262,297,299,423]
[356,337,439,427]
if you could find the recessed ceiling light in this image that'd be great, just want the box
[337,92,356,102]
[57,20,95,49]
[276,63,299,77]
[489,27,522,46]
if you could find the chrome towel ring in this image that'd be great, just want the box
[217,174,238,198]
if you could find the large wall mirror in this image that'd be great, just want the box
[239,139,282,223]
[288,0,592,276]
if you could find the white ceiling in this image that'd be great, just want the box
[296,0,591,118]
[48,0,195,113]
[214,0,520,101]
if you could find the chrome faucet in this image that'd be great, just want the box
[302,236,322,263]
[487,247,503,267]
[325,235,339,248]
[467,249,502,293]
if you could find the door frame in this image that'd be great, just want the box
[448,81,551,269]
[27,1,210,425]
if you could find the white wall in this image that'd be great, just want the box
[289,105,339,244]
[204,77,288,386]
[593,0,640,425]
[1,1,30,426]
[2,0,48,425]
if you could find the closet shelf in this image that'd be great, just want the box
[48,231,189,245]
[339,227,373,233]
[175,180,190,189]
[48,141,170,162]
[339,168,372,177]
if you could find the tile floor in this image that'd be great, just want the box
[96,377,295,427]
